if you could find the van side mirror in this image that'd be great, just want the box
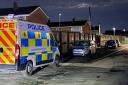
[52,40,60,47]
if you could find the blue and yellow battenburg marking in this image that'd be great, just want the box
[20,31,57,65]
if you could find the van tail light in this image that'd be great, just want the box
[15,44,20,59]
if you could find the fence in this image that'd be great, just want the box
[52,31,128,56]
[52,31,96,55]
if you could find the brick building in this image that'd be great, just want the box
[0,6,49,25]
[48,19,91,34]
[48,19,100,35]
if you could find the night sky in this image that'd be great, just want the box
[0,0,128,32]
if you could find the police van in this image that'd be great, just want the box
[0,19,60,75]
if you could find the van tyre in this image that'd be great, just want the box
[25,61,33,76]
[55,55,60,67]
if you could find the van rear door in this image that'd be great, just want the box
[0,21,16,65]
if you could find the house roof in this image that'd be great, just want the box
[48,20,87,27]
[0,6,38,16]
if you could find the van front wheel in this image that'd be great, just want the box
[55,55,60,67]
[25,61,33,76]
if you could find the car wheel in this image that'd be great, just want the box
[86,50,92,60]
[25,61,33,76]
[115,44,118,48]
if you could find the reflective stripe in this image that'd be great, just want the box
[42,54,47,61]
[0,31,14,46]
[42,39,47,46]
[47,47,51,52]
[20,47,29,56]
[28,39,35,47]
[0,29,16,64]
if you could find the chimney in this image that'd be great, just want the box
[13,1,18,10]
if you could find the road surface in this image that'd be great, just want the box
[0,45,128,85]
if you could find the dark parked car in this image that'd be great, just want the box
[105,40,120,48]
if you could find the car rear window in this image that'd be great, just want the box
[74,41,90,46]
[106,40,115,44]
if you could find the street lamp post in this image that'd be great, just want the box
[58,13,62,56]
[113,27,116,40]
[59,13,62,31]
[88,6,92,40]
[99,24,101,35]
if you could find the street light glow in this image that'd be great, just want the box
[123,29,126,32]
[59,13,62,16]
[113,27,116,31]
[112,27,116,40]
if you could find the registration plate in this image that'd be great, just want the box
[108,46,112,47]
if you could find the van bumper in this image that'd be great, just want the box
[0,60,27,72]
